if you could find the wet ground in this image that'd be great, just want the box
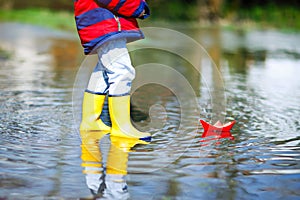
[0,22,300,199]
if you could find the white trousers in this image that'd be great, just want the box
[86,38,135,96]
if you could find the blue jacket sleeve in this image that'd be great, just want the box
[95,0,150,19]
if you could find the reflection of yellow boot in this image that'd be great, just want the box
[108,96,151,142]
[106,138,130,176]
[80,92,111,132]
[106,136,149,175]
[81,131,107,196]
[104,136,149,199]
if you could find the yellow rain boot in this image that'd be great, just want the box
[108,96,151,142]
[80,92,111,132]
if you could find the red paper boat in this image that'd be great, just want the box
[200,120,236,132]
[201,130,234,140]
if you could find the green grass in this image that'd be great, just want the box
[234,5,300,31]
[0,8,76,32]
[1,6,300,32]
[0,47,11,60]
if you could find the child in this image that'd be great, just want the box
[74,0,151,142]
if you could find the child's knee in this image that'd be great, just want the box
[125,65,136,81]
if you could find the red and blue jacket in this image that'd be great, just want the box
[74,0,150,54]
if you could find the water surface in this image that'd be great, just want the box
[0,23,300,199]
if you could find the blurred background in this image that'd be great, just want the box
[0,0,300,30]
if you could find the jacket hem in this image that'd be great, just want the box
[85,30,145,55]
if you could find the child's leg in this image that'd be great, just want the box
[97,38,134,96]
[98,38,151,142]
[86,61,109,95]
[80,59,111,131]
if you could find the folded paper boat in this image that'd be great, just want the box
[200,120,236,132]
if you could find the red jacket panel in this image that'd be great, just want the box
[74,0,150,54]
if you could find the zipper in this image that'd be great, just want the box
[114,15,121,32]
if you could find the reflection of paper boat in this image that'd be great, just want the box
[200,120,236,132]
